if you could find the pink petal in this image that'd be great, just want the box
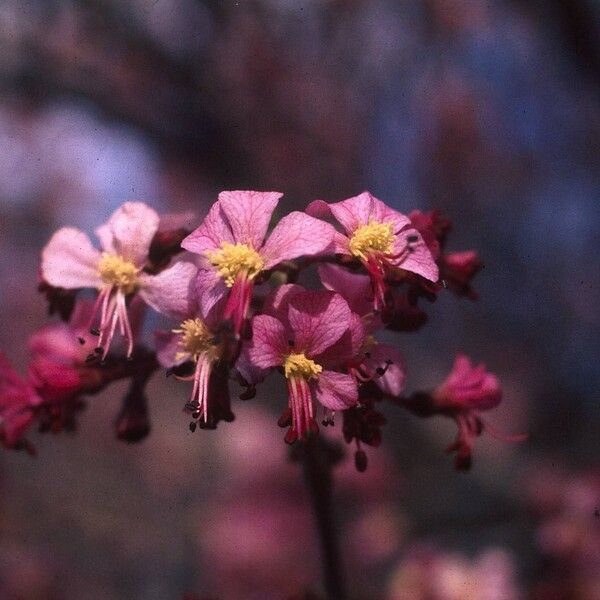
[370,196,413,234]
[235,346,269,385]
[288,291,351,356]
[392,227,439,282]
[313,370,358,410]
[154,330,184,367]
[139,260,197,320]
[217,190,282,249]
[98,202,160,266]
[314,312,365,368]
[260,211,335,269]
[195,263,229,320]
[318,264,373,316]
[181,201,234,255]
[41,227,102,289]
[247,314,287,369]
[261,283,305,326]
[368,343,406,397]
[327,191,375,234]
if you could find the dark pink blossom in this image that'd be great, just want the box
[41,202,195,358]
[241,286,363,442]
[307,191,438,309]
[0,353,41,448]
[432,354,525,470]
[181,190,336,336]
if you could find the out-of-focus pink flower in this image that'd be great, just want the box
[154,265,233,429]
[241,286,362,442]
[319,263,406,397]
[307,191,438,309]
[440,251,483,300]
[433,354,501,412]
[181,190,335,336]
[431,355,525,470]
[41,202,196,357]
[0,353,41,447]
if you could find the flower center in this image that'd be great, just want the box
[206,242,265,287]
[173,318,219,361]
[349,221,395,261]
[284,353,322,380]
[97,254,139,294]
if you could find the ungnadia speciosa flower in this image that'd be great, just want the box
[0,190,523,470]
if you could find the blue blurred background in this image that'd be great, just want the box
[0,1,598,598]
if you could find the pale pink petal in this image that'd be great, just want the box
[247,314,287,369]
[288,291,351,356]
[318,264,373,316]
[218,190,282,248]
[28,324,80,364]
[101,202,160,266]
[154,330,184,367]
[41,227,102,289]
[139,260,197,320]
[328,191,374,234]
[94,222,115,254]
[260,212,335,269]
[392,227,439,282]
[370,197,413,234]
[313,371,358,410]
[195,263,229,320]
[368,343,406,397]
[181,201,234,255]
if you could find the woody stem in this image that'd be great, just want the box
[301,436,346,600]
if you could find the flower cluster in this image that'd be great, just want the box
[0,192,522,469]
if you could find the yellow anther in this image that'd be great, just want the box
[284,353,323,380]
[348,221,395,261]
[206,242,265,287]
[173,318,219,362]
[97,254,139,294]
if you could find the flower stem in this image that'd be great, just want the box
[300,437,347,600]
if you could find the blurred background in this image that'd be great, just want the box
[0,1,599,598]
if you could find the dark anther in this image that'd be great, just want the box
[184,402,198,412]
[77,337,85,345]
[94,347,103,355]
[407,234,419,243]
[189,422,197,433]
[90,327,100,336]
[85,353,97,364]
[376,367,386,376]
[355,449,368,472]
[192,411,200,419]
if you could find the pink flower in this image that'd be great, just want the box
[154,266,233,429]
[41,202,196,358]
[307,191,438,310]
[440,250,482,300]
[0,353,41,448]
[319,263,406,397]
[241,286,363,442]
[181,191,335,336]
[432,354,525,470]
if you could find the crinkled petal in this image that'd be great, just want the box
[392,227,439,282]
[195,263,229,320]
[261,211,335,269]
[154,330,184,368]
[247,314,287,369]
[313,370,358,410]
[288,291,351,356]
[261,283,305,326]
[181,201,234,255]
[218,190,282,248]
[370,196,413,233]
[41,227,102,290]
[139,260,197,320]
[99,202,160,266]
[328,191,375,234]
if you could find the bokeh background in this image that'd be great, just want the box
[0,1,599,599]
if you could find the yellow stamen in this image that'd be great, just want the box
[206,242,265,287]
[348,221,395,261]
[173,318,220,362]
[362,334,378,354]
[284,353,323,380]
[97,254,139,294]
